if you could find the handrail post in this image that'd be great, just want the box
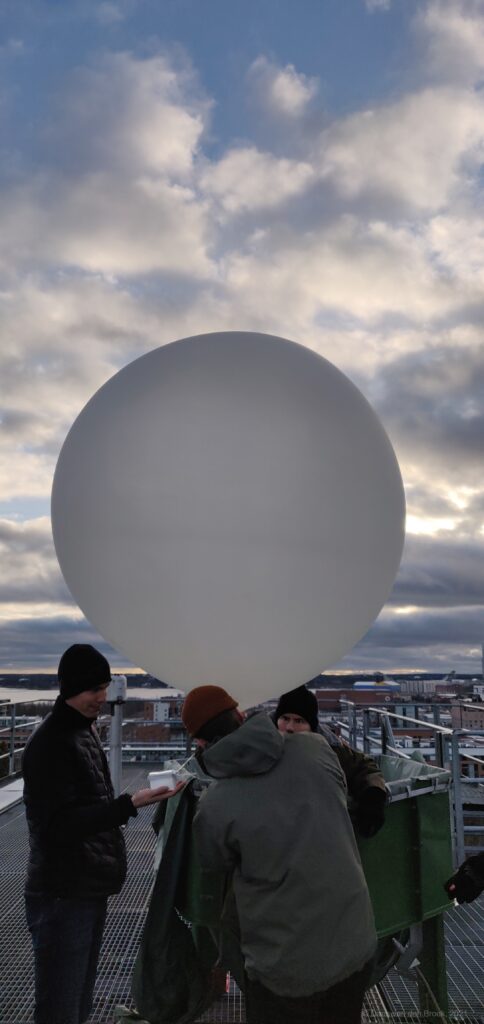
[362,709,370,755]
[385,713,396,749]
[451,731,465,866]
[435,731,445,769]
[351,704,358,749]
[379,710,396,756]
[9,704,16,776]
[380,714,387,755]
[338,699,353,745]
[108,676,127,797]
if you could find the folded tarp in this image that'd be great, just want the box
[123,783,222,1024]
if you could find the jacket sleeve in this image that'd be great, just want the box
[318,724,386,802]
[49,792,137,840]
[332,742,386,803]
[192,788,239,873]
[317,724,384,802]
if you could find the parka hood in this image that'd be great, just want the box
[201,713,284,779]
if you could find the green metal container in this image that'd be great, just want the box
[170,754,454,940]
[357,755,454,937]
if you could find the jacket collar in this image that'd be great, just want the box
[51,695,94,731]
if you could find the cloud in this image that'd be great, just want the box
[361,604,484,649]
[318,87,484,213]
[247,56,319,118]
[427,211,484,283]
[0,38,25,56]
[0,516,139,670]
[0,613,128,671]
[95,2,129,24]
[219,216,479,338]
[369,342,484,484]
[0,518,70,606]
[332,600,484,674]
[0,52,215,278]
[199,147,314,213]
[0,275,187,501]
[392,534,484,608]
[365,0,391,11]
[401,480,484,546]
[416,0,484,85]
[342,633,482,674]
[49,175,212,276]
[52,51,210,179]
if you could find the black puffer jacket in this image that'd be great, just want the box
[22,697,137,897]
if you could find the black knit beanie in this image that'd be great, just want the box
[58,644,111,699]
[274,685,319,732]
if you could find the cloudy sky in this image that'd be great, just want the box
[1,0,483,676]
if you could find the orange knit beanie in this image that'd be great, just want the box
[182,685,238,737]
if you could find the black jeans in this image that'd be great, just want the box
[25,893,107,1024]
[245,958,374,1024]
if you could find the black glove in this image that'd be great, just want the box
[444,854,484,904]
[354,787,387,839]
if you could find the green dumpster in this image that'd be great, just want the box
[356,754,453,938]
[173,753,454,942]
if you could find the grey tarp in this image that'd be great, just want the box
[379,753,450,794]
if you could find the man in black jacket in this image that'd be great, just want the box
[273,685,387,838]
[22,643,182,1024]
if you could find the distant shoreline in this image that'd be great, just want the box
[0,671,479,689]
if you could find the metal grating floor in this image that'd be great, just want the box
[1,770,483,1023]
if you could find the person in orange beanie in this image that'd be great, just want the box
[181,684,376,1024]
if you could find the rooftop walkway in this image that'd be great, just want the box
[0,775,23,813]
[1,769,484,1024]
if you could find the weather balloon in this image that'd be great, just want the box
[51,331,405,706]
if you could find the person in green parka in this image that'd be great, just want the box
[183,685,377,1024]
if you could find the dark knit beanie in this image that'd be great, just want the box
[274,685,319,732]
[58,644,111,699]
[182,685,238,738]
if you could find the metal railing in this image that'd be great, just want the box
[0,698,188,790]
[0,700,46,778]
[337,699,484,865]
[5,693,484,865]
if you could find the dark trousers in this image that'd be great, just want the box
[25,893,108,1024]
[245,958,373,1024]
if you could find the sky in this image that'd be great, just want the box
[1,0,484,677]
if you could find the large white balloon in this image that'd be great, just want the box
[52,332,405,706]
